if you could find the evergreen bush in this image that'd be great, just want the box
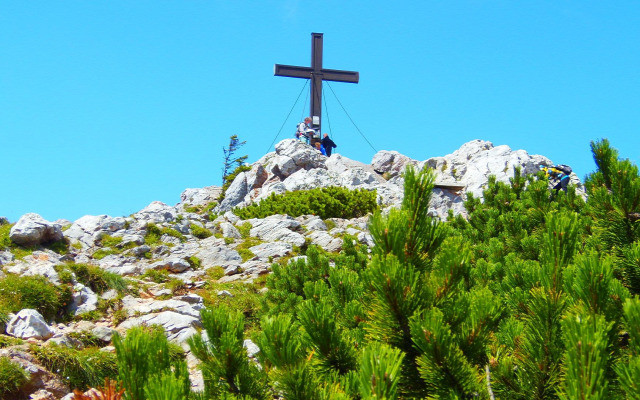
[188,305,268,399]
[233,187,377,220]
[112,326,190,400]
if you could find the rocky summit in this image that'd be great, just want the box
[0,139,582,398]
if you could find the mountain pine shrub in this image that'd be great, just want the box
[188,305,268,399]
[232,187,377,220]
[112,326,190,400]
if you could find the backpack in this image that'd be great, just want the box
[554,164,572,175]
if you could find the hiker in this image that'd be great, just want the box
[315,141,326,156]
[541,164,572,193]
[296,117,315,145]
[321,133,337,157]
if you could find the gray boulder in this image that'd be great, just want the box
[5,250,62,283]
[64,214,127,248]
[218,171,249,211]
[68,284,99,315]
[299,216,327,231]
[249,242,292,259]
[247,216,305,247]
[178,186,221,207]
[118,311,201,344]
[306,231,342,253]
[371,150,417,178]
[244,339,260,358]
[121,295,204,319]
[192,237,243,268]
[275,139,326,170]
[219,222,241,239]
[10,213,63,246]
[7,309,54,340]
[0,347,69,398]
[47,333,84,349]
[92,326,115,342]
[0,250,15,265]
[151,257,191,273]
[134,201,178,224]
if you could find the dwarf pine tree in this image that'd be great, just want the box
[585,138,640,293]
[112,326,190,400]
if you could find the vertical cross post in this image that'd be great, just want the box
[310,33,323,128]
[275,33,359,138]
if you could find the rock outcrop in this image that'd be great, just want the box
[213,138,583,220]
[9,214,63,246]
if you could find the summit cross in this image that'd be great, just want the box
[274,32,359,135]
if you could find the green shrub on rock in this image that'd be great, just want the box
[0,274,71,321]
[0,356,29,398]
[31,343,118,392]
[233,187,377,220]
[190,224,212,239]
[55,263,128,295]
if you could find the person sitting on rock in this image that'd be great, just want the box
[321,133,337,157]
[315,141,326,156]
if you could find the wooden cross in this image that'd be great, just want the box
[274,32,359,136]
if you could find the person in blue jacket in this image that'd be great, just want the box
[314,141,326,156]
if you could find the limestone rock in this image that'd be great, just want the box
[247,216,305,247]
[0,250,14,265]
[29,389,57,400]
[224,265,241,275]
[371,150,417,177]
[178,186,221,207]
[64,214,126,248]
[306,231,342,253]
[299,216,327,231]
[7,309,55,340]
[151,257,191,273]
[92,326,115,342]
[121,295,203,319]
[275,139,326,170]
[118,311,201,343]
[0,347,69,399]
[5,251,63,284]
[249,242,292,259]
[10,213,63,246]
[218,171,248,211]
[191,237,242,268]
[46,333,84,349]
[219,221,241,239]
[134,201,177,224]
[68,284,99,315]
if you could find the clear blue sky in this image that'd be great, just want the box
[2,1,639,223]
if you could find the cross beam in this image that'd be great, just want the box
[274,32,359,135]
